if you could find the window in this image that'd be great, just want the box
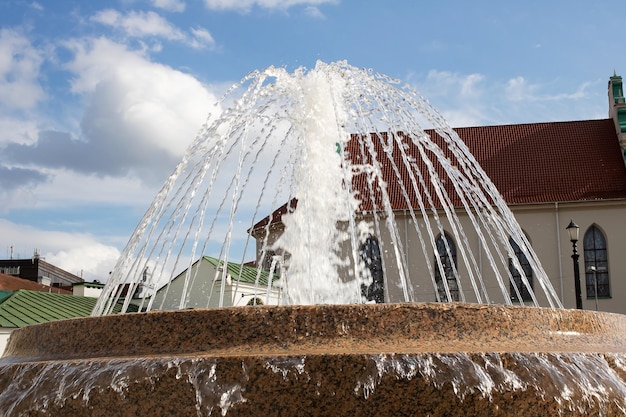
[434,233,459,302]
[508,236,533,302]
[246,297,264,306]
[583,225,610,298]
[0,266,19,275]
[261,250,276,271]
[360,236,384,303]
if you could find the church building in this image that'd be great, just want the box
[250,73,626,314]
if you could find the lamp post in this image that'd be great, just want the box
[566,220,583,310]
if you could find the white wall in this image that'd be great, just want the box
[253,199,626,313]
[0,328,14,357]
[150,258,281,310]
[73,284,104,298]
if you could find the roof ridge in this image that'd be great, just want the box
[447,117,612,130]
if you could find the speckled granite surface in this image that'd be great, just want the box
[2,303,626,416]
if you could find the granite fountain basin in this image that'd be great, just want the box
[2,303,626,416]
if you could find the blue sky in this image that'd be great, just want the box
[1,0,624,281]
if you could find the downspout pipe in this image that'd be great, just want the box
[555,202,564,301]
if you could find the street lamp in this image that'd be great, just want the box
[566,220,583,309]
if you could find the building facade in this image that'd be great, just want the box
[0,253,83,290]
[150,256,281,310]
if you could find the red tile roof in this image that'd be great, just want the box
[0,273,72,294]
[454,119,626,204]
[252,119,626,230]
[251,198,297,232]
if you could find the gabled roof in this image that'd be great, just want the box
[204,256,279,286]
[452,119,626,204]
[252,119,626,230]
[0,273,71,294]
[156,256,279,294]
[0,290,130,328]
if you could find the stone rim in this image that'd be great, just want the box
[3,302,626,363]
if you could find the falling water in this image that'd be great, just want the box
[93,60,562,315]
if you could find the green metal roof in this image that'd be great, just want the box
[203,256,279,286]
[0,290,131,328]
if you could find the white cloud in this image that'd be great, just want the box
[0,219,121,282]
[189,27,216,49]
[0,35,225,248]
[409,69,600,127]
[151,0,186,12]
[459,73,485,97]
[0,117,39,147]
[90,9,217,49]
[506,76,590,102]
[421,70,485,99]
[31,170,158,209]
[203,0,336,12]
[91,9,185,41]
[46,244,120,282]
[0,28,45,110]
[304,6,325,18]
[505,76,535,102]
[63,37,147,94]
[68,38,219,158]
[409,70,490,126]
[2,37,222,183]
[0,183,39,214]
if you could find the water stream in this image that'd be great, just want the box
[93,60,562,314]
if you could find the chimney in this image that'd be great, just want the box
[608,72,626,162]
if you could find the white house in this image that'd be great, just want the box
[149,256,281,310]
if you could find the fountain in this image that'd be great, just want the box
[2,61,626,416]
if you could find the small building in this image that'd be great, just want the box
[149,256,281,310]
[72,281,105,298]
[0,254,83,291]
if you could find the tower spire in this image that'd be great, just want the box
[608,71,626,163]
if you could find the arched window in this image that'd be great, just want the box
[508,236,533,302]
[435,233,459,302]
[246,297,264,306]
[261,250,276,271]
[360,236,384,303]
[583,225,610,298]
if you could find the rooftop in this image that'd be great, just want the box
[0,273,71,294]
[0,290,97,328]
[0,289,134,328]
[451,119,626,204]
[253,118,626,231]
[204,256,279,286]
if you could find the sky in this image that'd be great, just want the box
[1,0,625,282]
